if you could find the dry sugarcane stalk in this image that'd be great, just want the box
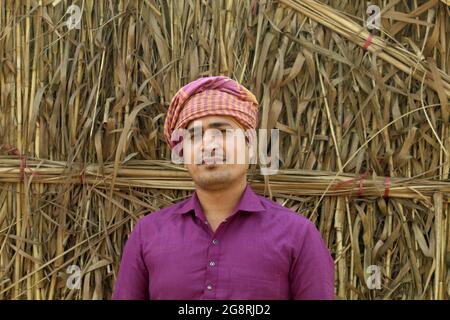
[1,158,450,201]
[1,0,449,300]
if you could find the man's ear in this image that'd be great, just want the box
[247,140,256,164]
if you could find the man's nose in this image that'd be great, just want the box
[201,130,222,151]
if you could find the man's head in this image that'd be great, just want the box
[164,76,259,190]
[182,115,254,190]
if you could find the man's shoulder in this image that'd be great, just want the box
[137,196,191,227]
[256,193,314,228]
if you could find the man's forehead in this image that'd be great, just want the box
[186,116,242,129]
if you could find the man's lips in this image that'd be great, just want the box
[201,157,225,165]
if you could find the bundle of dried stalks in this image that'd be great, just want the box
[0,0,449,299]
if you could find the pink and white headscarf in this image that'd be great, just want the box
[164,76,259,149]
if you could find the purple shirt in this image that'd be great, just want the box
[112,184,334,300]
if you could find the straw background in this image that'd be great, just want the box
[0,0,449,299]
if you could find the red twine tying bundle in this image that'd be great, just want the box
[363,34,374,50]
[334,169,391,199]
[251,0,258,16]
[0,144,40,181]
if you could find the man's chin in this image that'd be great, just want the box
[192,173,232,189]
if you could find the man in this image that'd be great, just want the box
[112,76,334,299]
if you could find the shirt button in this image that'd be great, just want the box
[204,221,208,225]
[212,239,218,245]
[209,261,215,267]
[206,284,213,290]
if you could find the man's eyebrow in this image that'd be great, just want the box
[187,126,201,134]
[208,122,233,129]
[186,122,233,134]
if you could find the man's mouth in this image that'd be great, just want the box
[201,157,225,165]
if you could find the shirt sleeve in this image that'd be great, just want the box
[112,220,150,300]
[290,220,335,300]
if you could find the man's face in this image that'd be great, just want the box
[182,115,253,190]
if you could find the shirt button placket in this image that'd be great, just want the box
[204,234,221,299]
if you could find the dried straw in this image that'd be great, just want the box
[0,0,449,300]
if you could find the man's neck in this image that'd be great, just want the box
[195,179,247,222]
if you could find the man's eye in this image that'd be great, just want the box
[187,129,229,140]
[190,133,201,140]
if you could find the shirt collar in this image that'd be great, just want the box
[176,184,265,216]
